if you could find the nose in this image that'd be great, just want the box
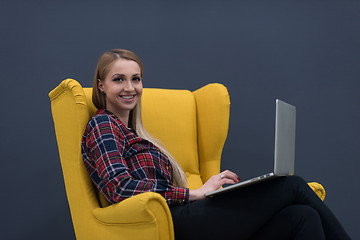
[124,80,135,91]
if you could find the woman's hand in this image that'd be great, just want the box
[189,170,240,201]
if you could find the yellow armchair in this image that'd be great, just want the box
[49,79,325,240]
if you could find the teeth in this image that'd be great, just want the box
[121,95,134,99]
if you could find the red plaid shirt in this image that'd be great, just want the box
[81,109,189,205]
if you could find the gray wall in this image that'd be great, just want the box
[1,0,359,239]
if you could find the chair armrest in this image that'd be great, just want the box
[308,182,326,201]
[92,192,173,225]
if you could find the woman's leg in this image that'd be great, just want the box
[251,205,326,240]
[259,176,349,240]
[170,175,350,240]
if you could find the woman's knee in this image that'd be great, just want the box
[252,205,324,240]
[287,205,321,223]
[284,205,325,239]
[286,175,307,185]
[281,175,311,192]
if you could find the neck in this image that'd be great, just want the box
[117,112,130,127]
[106,108,130,127]
[119,115,129,127]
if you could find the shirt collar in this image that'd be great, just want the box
[96,109,137,134]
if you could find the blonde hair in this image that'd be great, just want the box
[92,49,188,188]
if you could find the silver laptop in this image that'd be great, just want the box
[205,99,296,197]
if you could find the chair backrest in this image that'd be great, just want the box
[49,78,230,235]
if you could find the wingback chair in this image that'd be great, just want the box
[49,79,325,240]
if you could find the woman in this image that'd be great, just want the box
[81,49,350,239]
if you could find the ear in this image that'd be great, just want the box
[98,79,104,92]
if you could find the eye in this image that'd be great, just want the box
[132,76,142,82]
[113,77,124,82]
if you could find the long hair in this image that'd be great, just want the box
[92,49,188,188]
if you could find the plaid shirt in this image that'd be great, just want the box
[81,109,189,206]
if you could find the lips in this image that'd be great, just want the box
[119,95,137,102]
[120,95,135,99]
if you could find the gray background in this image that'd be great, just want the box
[1,0,359,239]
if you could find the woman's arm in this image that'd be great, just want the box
[83,114,189,205]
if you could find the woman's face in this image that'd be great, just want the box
[98,58,143,119]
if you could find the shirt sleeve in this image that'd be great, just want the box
[83,115,189,205]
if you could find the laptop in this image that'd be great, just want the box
[205,99,296,197]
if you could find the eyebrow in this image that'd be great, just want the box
[111,73,141,78]
[111,73,123,78]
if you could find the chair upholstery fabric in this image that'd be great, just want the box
[49,79,325,240]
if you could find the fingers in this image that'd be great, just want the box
[219,170,240,183]
[219,178,237,186]
[200,171,240,197]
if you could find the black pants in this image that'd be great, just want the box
[170,176,350,240]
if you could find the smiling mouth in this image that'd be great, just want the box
[120,95,135,99]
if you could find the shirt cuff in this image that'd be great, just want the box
[165,187,189,205]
